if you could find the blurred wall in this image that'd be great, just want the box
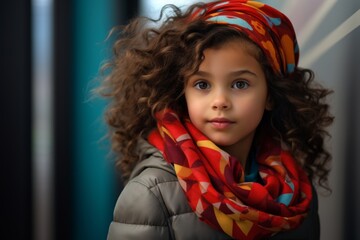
[275,1,360,239]
[2,0,359,240]
[71,0,118,239]
[60,0,139,239]
[52,0,139,240]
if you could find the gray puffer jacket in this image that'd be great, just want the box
[107,141,320,240]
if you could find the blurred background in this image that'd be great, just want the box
[1,0,359,239]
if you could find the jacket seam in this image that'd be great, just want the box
[131,179,176,238]
[113,221,169,227]
[131,179,174,220]
[131,179,191,218]
[131,179,190,239]
[134,179,193,218]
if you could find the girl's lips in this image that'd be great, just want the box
[209,118,235,129]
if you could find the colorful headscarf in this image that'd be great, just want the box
[148,109,312,240]
[190,0,299,76]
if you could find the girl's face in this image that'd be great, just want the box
[184,39,270,162]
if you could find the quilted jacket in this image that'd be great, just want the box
[107,141,320,240]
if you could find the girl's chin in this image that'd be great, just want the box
[211,139,237,147]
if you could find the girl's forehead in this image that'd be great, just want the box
[202,38,262,62]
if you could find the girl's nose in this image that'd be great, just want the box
[212,91,231,110]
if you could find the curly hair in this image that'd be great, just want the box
[99,4,334,189]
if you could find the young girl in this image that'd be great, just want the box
[102,1,333,239]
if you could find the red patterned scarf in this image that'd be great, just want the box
[148,109,312,240]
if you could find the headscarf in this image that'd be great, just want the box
[190,0,299,76]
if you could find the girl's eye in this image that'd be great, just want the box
[233,80,249,89]
[194,81,210,90]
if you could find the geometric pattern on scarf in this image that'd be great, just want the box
[148,109,312,240]
[190,0,299,76]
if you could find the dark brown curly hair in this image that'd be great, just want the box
[99,4,334,189]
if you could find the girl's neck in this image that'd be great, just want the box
[220,134,255,167]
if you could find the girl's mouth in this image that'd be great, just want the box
[209,118,235,129]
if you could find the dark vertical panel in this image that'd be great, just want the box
[344,27,360,240]
[0,1,32,240]
[117,0,139,24]
[53,0,73,239]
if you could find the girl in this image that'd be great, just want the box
[102,1,333,239]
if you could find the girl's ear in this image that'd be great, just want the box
[265,95,273,111]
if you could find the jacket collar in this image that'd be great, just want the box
[130,138,175,180]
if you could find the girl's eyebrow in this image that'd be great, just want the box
[192,71,212,77]
[193,70,258,77]
[228,70,258,77]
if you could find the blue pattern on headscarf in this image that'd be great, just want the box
[207,16,253,30]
